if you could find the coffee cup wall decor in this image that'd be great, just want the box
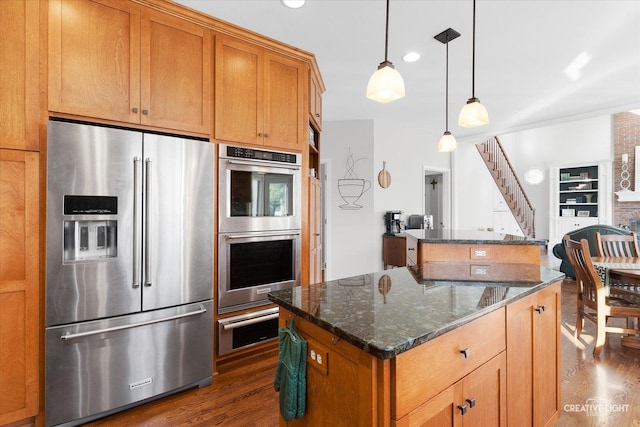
[338,148,371,210]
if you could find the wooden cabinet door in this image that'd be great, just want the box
[0,149,39,425]
[263,50,305,150]
[48,0,141,123]
[532,285,560,427]
[214,36,262,145]
[0,0,39,151]
[141,8,212,134]
[506,282,561,427]
[309,177,322,284]
[310,72,322,129]
[461,353,506,427]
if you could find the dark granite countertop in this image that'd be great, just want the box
[268,263,564,359]
[403,229,547,245]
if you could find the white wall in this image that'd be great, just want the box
[455,115,614,239]
[322,119,448,278]
[323,114,614,278]
[322,120,375,280]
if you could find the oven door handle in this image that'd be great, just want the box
[226,159,301,171]
[224,231,301,240]
[221,312,280,331]
[60,305,207,340]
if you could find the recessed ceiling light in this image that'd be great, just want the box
[403,52,421,63]
[281,0,305,8]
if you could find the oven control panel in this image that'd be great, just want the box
[224,145,299,165]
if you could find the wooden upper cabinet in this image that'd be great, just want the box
[0,149,39,426]
[0,0,40,151]
[48,0,212,135]
[310,71,322,130]
[48,0,141,123]
[140,7,212,133]
[215,35,306,150]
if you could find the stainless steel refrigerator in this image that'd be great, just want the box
[45,121,214,427]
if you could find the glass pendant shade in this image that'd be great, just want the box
[437,131,457,152]
[458,97,489,128]
[366,62,406,104]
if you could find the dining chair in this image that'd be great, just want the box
[595,231,640,257]
[563,236,640,356]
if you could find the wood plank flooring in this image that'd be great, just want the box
[87,253,640,426]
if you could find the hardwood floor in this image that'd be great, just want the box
[87,253,640,426]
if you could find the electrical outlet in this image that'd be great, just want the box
[307,343,329,376]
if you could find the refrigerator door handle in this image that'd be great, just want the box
[60,305,207,340]
[133,157,141,288]
[144,158,152,287]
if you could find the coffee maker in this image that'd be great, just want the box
[384,211,403,235]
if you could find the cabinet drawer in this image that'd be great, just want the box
[421,243,540,264]
[392,307,506,420]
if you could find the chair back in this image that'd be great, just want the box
[564,236,604,307]
[595,231,640,257]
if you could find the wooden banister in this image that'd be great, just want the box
[476,136,536,238]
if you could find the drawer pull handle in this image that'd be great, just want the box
[466,398,476,408]
[457,404,468,415]
[408,247,415,251]
[460,347,470,358]
[534,305,546,314]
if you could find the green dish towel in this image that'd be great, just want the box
[274,318,307,421]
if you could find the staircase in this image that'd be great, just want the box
[476,136,536,238]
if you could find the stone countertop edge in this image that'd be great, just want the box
[268,269,564,360]
[403,229,548,246]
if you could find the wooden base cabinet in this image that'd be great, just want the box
[396,353,506,427]
[506,281,561,427]
[0,150,39,426]
[48,0,212,135]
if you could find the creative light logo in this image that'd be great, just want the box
[563,397,630,417]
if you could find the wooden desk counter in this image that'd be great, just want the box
[404,229,547,266]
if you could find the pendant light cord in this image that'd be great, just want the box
[445,42,449,131]
[384,0,390,62]
[471,0,476,98]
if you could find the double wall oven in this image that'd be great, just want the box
[217,144,301,355]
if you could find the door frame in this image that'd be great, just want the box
[422,166,451,229]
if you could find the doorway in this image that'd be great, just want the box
[423,167,451,229]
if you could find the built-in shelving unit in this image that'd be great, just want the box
[558,165,599,218]
[549,161,612,244]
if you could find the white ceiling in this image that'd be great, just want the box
[176,0,640,142]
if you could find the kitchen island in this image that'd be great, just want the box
[404,229,547,266]
[269,262,564,426]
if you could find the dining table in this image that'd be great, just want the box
[592,256,640,349]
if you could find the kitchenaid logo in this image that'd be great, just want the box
[129,377,153,390]
[563,397,629,416]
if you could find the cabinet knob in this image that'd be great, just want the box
[534,305,547,314]
[457,404,468,415]
[258,132,263,137]
[142,109,149,115]
[132,107,139,113]
[315,113,320,117]
[466,398,476,408]
[264,133,269,138]
[460,347,470,358]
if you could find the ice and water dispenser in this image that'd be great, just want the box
[63,195,118,262]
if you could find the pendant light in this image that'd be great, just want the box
[366,0,405,103]
[458,0,489,128]
[435,28,460,152]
